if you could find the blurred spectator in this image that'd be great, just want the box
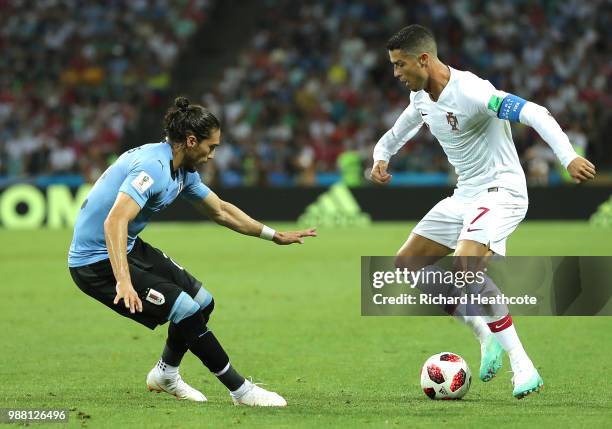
[2,0,610,187]
[524,141,557,186]
[0,0,214,180]
[202,0,610,186]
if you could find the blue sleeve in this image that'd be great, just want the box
[118,159,166,208]
[181,171,211,202]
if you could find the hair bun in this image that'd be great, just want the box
[175,96,190,112]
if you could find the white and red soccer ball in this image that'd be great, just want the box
[420,352,472,400]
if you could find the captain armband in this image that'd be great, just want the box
[487,94,527,123]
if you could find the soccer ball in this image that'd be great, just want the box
[420,352,471,400]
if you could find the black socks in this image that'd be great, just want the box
[215,364,246,391]
[162,322,189,366]
[172,311,246,390]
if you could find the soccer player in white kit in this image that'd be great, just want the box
[371,25,596,399]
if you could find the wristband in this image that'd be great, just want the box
[259,225,276,240]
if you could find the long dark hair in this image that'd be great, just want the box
[163,96,220,143]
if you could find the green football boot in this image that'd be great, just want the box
[479,334,504,382]
[512,366,544,399]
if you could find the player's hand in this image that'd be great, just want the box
[370,160,392,185]
[273,228,317,245]
[567,156,596,183]
[113,281,143,314]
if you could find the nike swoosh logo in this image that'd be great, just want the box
[466,227,482,232]
[494,319,511,330]
[158,160,164,169]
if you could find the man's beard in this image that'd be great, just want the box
[185,159,197,172]
[184,153,200,172]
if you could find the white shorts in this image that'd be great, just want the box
[412,188,528,256]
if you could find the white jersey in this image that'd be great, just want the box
[374,67,528,200]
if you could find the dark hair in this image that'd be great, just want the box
[386,25,437,56]
[164,96,220,143]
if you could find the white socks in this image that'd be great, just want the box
[230,380,250,398]
[483,315,533,372]
[508,344,531,371]
[455,315,491,343]
[415,264,532,373]
[156,359,179,378]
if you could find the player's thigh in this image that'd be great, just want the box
[129,237,204,299]
[453,240,493,274]
[398,233,453,257]
[69,261,185,330]
[396,233,452,270]
[458,190,528,256]
[454,240,492,256]
[406,196,463,260]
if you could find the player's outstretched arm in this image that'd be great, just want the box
[491,96,597,184]
[104,192,143,313]
[196,191,316,244]
[372,101,423,185]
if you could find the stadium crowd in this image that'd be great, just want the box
[203,0,609,186]
[1,0,609,186]
[0,0,214,182]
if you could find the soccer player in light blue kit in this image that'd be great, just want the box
[69,96,316,406]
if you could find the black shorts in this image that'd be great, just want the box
[69,238,204,329]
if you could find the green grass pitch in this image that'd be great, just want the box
[1,221,610,428]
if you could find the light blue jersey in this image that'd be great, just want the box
[68,142,210,267]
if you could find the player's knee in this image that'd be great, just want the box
[394,253,411,270]
[201,298,215,324]
[451,253,488,274]
[168,292,200,324]
[194,285,213,310]
[193,286,215,322]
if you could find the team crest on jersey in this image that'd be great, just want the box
[131,171,154,194]
[145,288,165,305]
[446,112,459,131]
